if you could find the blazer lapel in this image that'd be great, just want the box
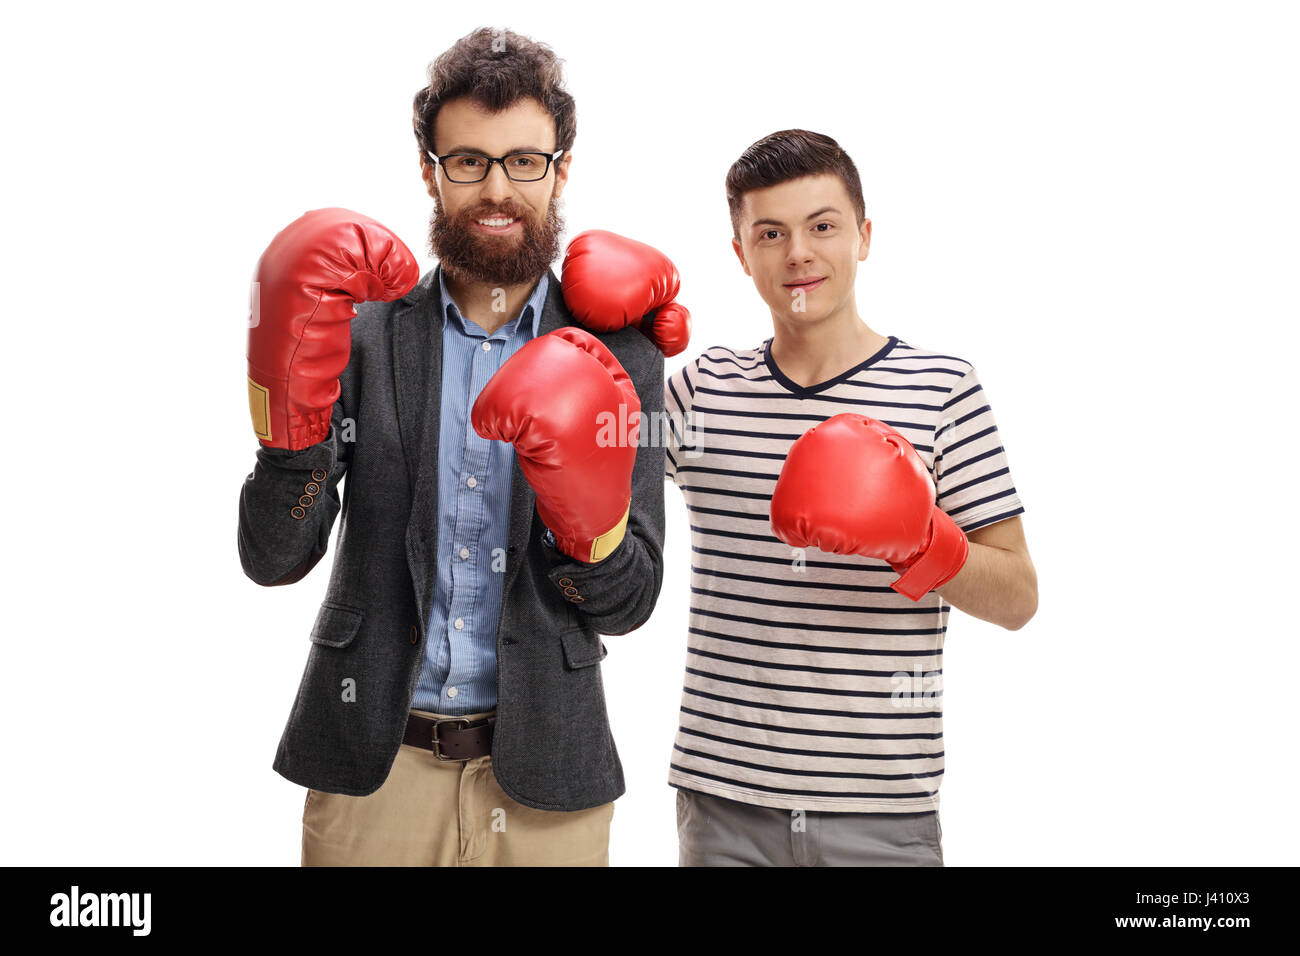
[396,267,442,618]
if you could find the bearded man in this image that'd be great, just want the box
[238,27,684,866]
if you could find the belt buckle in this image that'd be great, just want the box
[432,717,472,761]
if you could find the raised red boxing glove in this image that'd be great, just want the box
[471,327,641,563]
[560,230,692,356]
[247,207,419,450]
[769,414,969,601]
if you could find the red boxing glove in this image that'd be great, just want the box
[247,207,419,450]
[471,327,641,563]
[560,230,692,356]
[769,414,969,601]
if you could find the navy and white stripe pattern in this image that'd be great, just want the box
[663,335,1025,812]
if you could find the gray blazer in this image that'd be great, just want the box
[237,264,666,811]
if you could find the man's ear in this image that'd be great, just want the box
[552,150,573,200]
[419,150,438,199]
[731,237,752,277]
[858,217,872,261]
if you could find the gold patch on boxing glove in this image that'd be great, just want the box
[589,506,630,562]
[248,376,272,441]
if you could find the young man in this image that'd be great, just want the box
[663,129,1038,866]
[239,28,684,866]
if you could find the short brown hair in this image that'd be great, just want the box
[725,129,865,240]
[412,27,576,158]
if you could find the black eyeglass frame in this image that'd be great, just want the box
[426,148,566,183]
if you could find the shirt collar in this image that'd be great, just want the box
[439,267,549,339]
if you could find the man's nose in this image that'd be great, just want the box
[787,238,814,265]
[479,161,514,201]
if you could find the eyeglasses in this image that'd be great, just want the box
[427,149,565,184]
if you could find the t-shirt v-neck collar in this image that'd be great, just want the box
[763,334,899,398]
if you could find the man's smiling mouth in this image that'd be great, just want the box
[475,216,519,232]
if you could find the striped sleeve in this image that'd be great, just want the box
[932,364,1026,532]
[663,356,700,486]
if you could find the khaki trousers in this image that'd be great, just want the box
[301,708,615,866]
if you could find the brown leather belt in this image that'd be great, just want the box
[403,713,496,761]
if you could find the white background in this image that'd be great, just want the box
[2,0,1296,866]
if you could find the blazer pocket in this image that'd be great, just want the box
[308,601,364,648]
[559,628,608,669]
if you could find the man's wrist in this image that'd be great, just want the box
[542,523,618,564]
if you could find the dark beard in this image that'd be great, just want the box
[427,193,564,287]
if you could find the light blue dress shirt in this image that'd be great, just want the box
[412,269,550,715]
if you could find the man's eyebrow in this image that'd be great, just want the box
[748,206,844,229]
[438,144,553,155]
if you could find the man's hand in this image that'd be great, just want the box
[769,414,969,601]
[247,207,419,450]
[560,230,691,356]
[471,327,641,563]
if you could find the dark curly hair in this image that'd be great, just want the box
[413,27,576,159]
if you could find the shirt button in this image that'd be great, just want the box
[459,547,470,559]
[466,476,477,488]
[454,618,464,630]
[447,686,458,699]
[481,341,491,352]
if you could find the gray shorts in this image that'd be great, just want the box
[676,788,944,867]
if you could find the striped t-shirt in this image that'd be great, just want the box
[663,333,1026,813]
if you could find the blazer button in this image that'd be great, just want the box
[290,506,306,520]
[558,578,573,587]
[409,624,418,645]
[304,481,321,495]
[563,586,578,595]
[569,595,585,603]
[311,469,327,481]
[298,494,314,507]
